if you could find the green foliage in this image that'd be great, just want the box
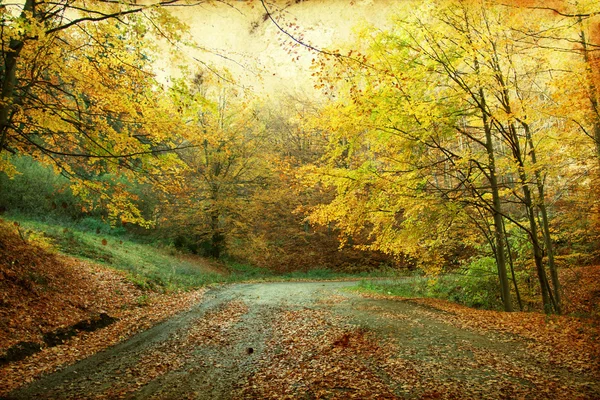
[6,216,398,294]
[458,257,501,309]
[0,156,78,218]
[357,257,503,310]
[0,155,160,232]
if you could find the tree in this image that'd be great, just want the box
[0,0,199,224]
[302,3,518,310]
[302,0,594,312]
[157,71,269,258]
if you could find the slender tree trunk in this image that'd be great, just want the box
[522,121,561,313]
[503,220,523,311]
[481,92,513,312]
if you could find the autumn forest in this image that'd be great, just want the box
[1,0,599,398]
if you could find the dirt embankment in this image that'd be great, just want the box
[0,222,205,396]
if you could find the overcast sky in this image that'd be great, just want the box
[160,0,397,97]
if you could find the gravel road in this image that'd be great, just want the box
[5,281,599,399]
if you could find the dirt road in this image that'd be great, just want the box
[4,281,599,399]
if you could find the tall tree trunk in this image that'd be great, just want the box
[0,0,36,157]
[481,91,513,312]
[1,44,25,155]
[578,17,600,168]
[522,121,561,313]
[503,220,524,311]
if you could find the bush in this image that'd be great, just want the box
[0,155,160,232]
[0,155,79,219]
[455,257,502,309]
[357,257,503,310]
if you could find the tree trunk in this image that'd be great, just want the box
[0,40,26,155]
[481,92,513,312]
[209,210,223,259]
[523,121,561,313]
[0,0,36,156]
[521,176,554,313]
[503,220,523,311]
[578,17,600,168]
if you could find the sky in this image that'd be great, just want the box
[161,0,397,97]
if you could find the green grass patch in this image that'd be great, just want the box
[279,268,396,281]
[221,261,401,282]
[5,214,403,293]
[223,261,273,280]
[7,215,225,292]
[353,270,503,310]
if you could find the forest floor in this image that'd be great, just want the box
[3,281,599,400]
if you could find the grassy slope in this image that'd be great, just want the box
[6,215,395,293]
[8,216,225,291]
[0,219,212,395]
[0,219,203,348]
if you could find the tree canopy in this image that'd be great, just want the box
[1,0,599,314]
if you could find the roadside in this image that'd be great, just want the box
[0,217,392,397]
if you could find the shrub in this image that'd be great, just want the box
[0,155,78,219]
[455,257,502,309]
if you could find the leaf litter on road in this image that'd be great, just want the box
[4,281,599,399]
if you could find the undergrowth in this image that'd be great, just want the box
[355,274,503,310]
[354,256,506,310]
[355,266,600,318]
[3,215,397,292]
